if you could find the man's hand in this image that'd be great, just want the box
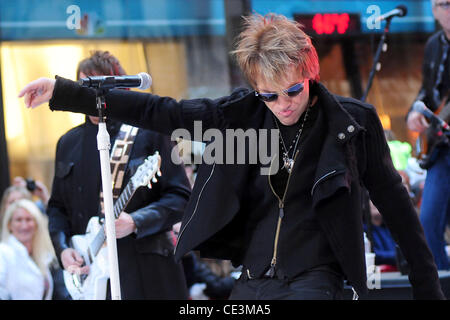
[115,212,137,239]
[61,248,90,275]
[18,77,56,109]
[407,111,429,133]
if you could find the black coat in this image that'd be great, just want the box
[49,78,444,299]
[47,119,192,299]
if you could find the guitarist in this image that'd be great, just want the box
[406,0,450,270]
[46,51,192,299]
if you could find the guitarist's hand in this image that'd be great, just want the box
[61,248,90,275]
[407,111,429,133]
[115,212,137,239]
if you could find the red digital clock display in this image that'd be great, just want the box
[294,13,361,36]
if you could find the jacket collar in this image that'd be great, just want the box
[312,81,363,144]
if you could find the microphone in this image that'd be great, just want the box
[78,72,152,90]
[412,100,449,131]
[375,5,408,22]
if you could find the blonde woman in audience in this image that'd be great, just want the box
[0,199,57,299]
[0,186,33,239]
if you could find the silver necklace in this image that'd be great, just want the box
[274,105,310,173]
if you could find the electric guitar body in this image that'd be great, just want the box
[65,217,109,300]
[63,152,161,299]
[416,97,450,169]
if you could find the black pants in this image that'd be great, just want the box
[229,266,344,300]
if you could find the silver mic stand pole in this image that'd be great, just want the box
[95,89,121,300]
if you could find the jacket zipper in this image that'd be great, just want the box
[265,150,299,277]
[174,163,216,255]
[310,169,338,196]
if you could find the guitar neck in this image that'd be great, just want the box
[90,181,138,257]
[86,152,160,260]
[90,226,106,258]
[113,181,137,218]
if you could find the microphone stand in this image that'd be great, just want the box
[95,88,121,300]
[360,18,393,258]
[361,17,393,102]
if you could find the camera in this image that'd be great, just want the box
[25,178,36,192]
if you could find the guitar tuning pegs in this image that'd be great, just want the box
[157,170,162,176]
[152,177,158,183]
[147,182,152,189]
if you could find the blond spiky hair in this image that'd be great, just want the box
[231,13,320,91]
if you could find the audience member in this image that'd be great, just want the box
[0,185,33,239]
[12,176,50,212]
[365,200,398,270]
[0,199,69,299]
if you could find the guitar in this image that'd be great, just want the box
[415,99,450,169]
[63,152,162,300]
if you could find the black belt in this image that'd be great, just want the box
[243,263,343,281]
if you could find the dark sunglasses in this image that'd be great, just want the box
[255,82,305,102]
[436,1,450,9]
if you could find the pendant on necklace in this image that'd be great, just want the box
[283,153,294,173]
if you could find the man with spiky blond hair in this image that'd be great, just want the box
[20,13,444,300]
